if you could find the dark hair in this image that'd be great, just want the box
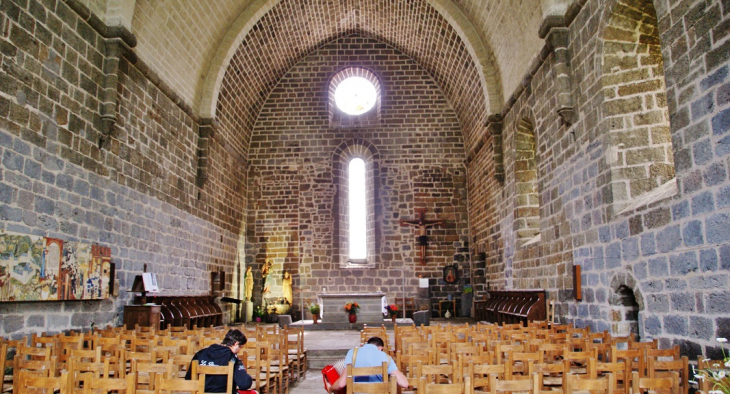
[367,337,384,347]
[222,329,247,347]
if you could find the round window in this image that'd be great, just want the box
[334,76,377,115]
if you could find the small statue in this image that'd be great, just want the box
[282,271,292,305]
[262,259,273,295]
[244,266,253,301]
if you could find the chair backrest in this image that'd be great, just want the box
[169,354,194,379]
[154,373,205,394]
[131,360,174,394]
[488,373,535,394]
[196,361,234,394]
[631,371,679,394]
[81,372,136,394]
[566,372,615,394]
[420,377,470,394]
[346,361,393,394]
[17,370,69,394]
[647,356,689,394]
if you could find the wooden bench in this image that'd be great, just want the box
[475,290,546,325]
[147,295,223,329]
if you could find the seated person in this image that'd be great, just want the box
[326,337,408,393]
[185,329,253,393]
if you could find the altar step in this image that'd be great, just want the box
[307,348,350,369]
[291,318,414,331]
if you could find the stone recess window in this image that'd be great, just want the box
[329,68,382,128]
[514,118,541,245]
[333,141,381,269]
[601,0,676,215]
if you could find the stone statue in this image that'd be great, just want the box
[244,265,253,301]
[282,271,292,305]
[262,259,273,295]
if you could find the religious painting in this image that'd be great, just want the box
[0,233,59,301]
[443,265,458,284]
[0,232,113,302]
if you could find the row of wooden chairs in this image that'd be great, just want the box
[2,323,306,394]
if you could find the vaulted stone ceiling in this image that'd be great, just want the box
[130,0,552,152]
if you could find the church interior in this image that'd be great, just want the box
[0,0,729,385]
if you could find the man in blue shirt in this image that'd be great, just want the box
[326,337,409,393]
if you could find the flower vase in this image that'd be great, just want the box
[348,314,357,323]
[313,313,319,324]
[391,315,397,323]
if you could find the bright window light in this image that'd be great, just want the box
[349,158,367,259]
[335,77,377,115]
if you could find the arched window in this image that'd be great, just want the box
[348,158,367,260]
[514,118,541,245]
[333,141,380,268]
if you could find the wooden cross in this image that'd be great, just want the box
[400,208,443,265]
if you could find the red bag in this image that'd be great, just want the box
[237,391,258,394]
[322,364,345,394]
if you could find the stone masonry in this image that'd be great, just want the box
[0,0,727,363]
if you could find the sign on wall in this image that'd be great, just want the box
[0,232,112,302]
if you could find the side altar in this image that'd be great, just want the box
[319,292,385,323]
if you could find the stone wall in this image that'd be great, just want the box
[0,0,245,338]
[243,35,471,314]
[467,0,730,359]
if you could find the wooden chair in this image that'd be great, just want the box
[16,370,69,394]
[246,342,276,394]
[419,363,460,386]
[507,351,543,379]
[80,372,136,394]
[196,361,234,394]
[153,373,205,394]
[631,371,679,394]
[419,376,471,394]
[169,354,194,379]
[467,362,505,394]
[529,362,566,393]
[612,347,645,378]
[488,373,535,394]
[594,361,630,394]
[345,361,396,394]
[12,346,53,394]
[565,372,615,394]
[131,360,174,394]
[647,356,689,394]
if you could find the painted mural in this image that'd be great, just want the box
[0,232,112,302]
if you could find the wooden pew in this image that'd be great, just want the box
[147,295,223,328]
[476,290,547,325]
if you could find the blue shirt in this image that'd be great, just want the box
[344,344,398,382]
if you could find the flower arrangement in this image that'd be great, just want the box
[344,302,360,315]
[386,304,398,316]
[693,338,730,394]
[308,303,320,315]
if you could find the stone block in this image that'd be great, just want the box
[649,257,669,277]
[656,225,681,253]
[692,138,713,165]
[705,292,730,314]
[706,213,730,243]
[413,310,430,326]
[3,150,24,171]
[700,249,718,271]
[277,314,292,328]
[670,251,698,276]
[664,315,688,335]
[682,220,703,246]
[690,93,715,120]
[720,244,730,270]
[640,233,656,256]
[671,292,694,312]
[3,314,23,333]
[718,135,730,156]
[705,162,727,187]
[713,107,730,136]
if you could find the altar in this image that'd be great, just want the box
[319,292,385,323]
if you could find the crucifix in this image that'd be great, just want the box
[400,208,443,265]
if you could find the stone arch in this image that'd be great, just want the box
[514,117,540,245]
[196,0,502,121]
[609,272,645,339]
[328,67,382,128]
[598,0,676,216]
[332,140,382,269]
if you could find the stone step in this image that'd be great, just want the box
[307,348,349,369]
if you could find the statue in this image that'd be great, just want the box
[261,259,273,295]
[282,271,292,305]
[244,265,253,301]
